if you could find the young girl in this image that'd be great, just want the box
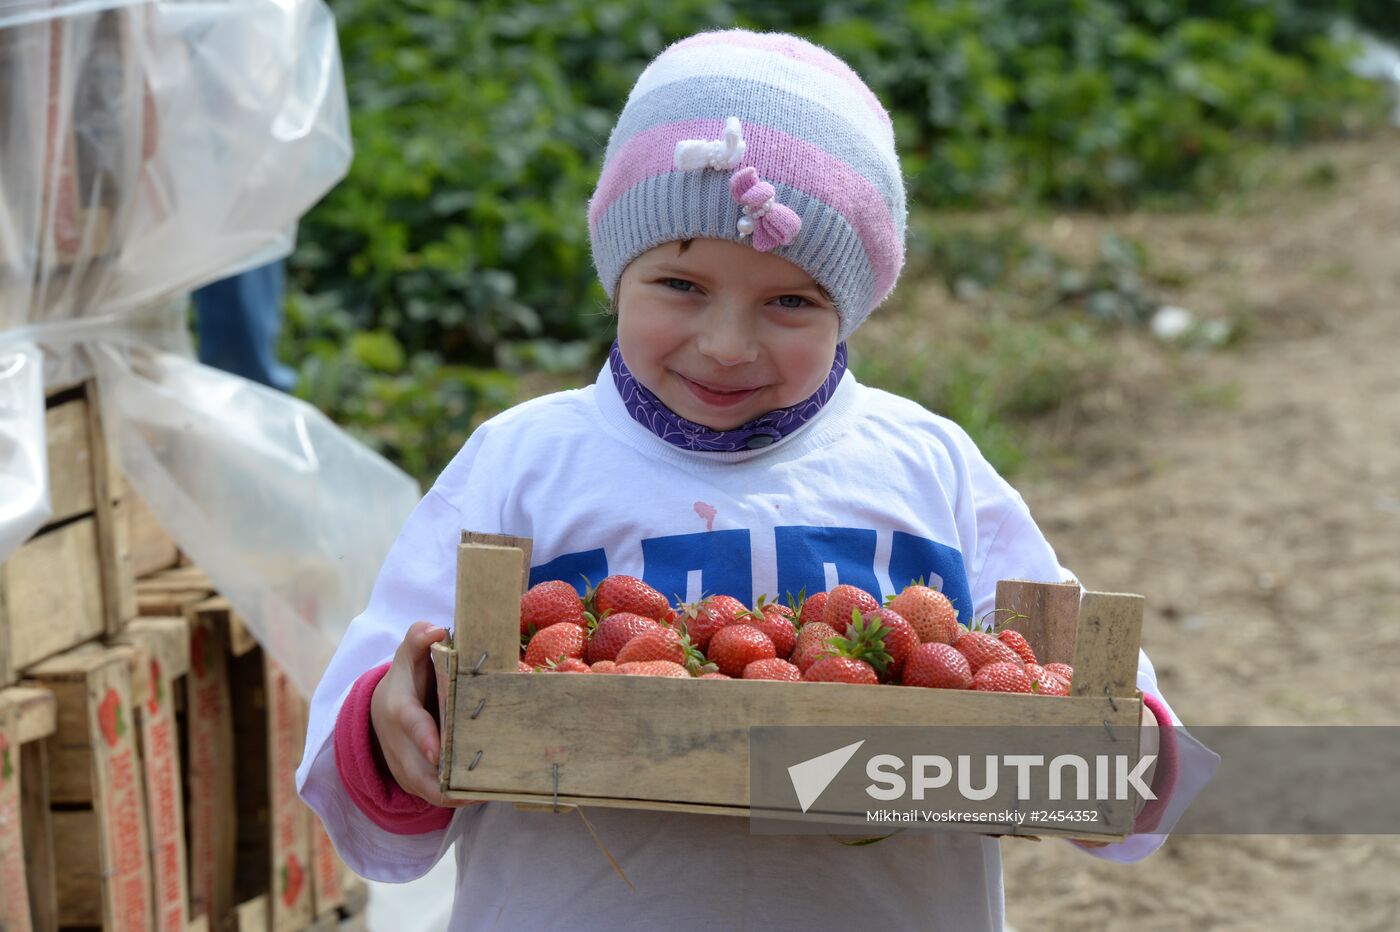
[298,29,1188,929]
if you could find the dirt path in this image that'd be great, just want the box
[1001,136,1400,929]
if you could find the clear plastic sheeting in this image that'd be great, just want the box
[0,0,422,697]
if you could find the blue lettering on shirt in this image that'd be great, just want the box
[641,530,753,605]
[530,528,971,620]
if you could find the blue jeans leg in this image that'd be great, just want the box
[192,260,297,392]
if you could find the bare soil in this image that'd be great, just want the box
[998,134,1400,929]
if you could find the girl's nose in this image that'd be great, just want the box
[696,305,759,367]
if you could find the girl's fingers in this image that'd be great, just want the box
[400,621,449,664]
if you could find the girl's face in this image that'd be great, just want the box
[615,238,840,431]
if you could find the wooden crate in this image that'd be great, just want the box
[115,619,193,932]
[0,686,57,932]
[26,644,155,931]
[434,535,1145,843]
[0,380,133,686]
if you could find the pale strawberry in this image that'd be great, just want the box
[742,658,802,682]
[590,660,620,674]
[614,628,686,666]
[803,656,878,685]
[791,621,839,673]
[698,672,731,679]
[888,585,959,644]
[519,580,585,636]
[823,584,880,632]
[523,622,586,668]
[590,575,671,622]
[998,629,1038,666]
[616,660,690,678]
[954,631,1021,672]
[972,661,1033,693]
[707,624,777,678]
[900,642,974,689]
[517,659,532,673]
[585,612,663,664]
[540,656,590,674]
[675,594,749,651]
[1045,662,1074,684]
[1027,664,1070,696]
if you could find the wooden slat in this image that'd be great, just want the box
[127,487,180,579]
[137,565,213,593]
[1069,592,1144,699]
[432,642,457,793]
[191,598,257,657]
[0,686,56,744]
[454,542,525,674]
[995,580,1082,665]
[44,396,96,523]
[120,617,193,681]
[85,379,131,636]
[235,895,270,932]
[447,671,1141,805]
[0,699,34,931]
[20,740,57,932]
[266,657,313,931]
[0,517,106,681]
[52,809,104,926]
[186,613,236,927]
[460,531,532,595]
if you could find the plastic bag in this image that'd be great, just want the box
[0,0,421,697]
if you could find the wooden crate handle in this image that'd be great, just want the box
[1068,591,1143,700]
[994,580,1082,666]
[453,537,530,674]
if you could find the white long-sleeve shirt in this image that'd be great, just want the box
[298,363,1194,930]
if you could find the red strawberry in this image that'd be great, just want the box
[1027,664,1070,696]
[540,656,590,673]
[852,608,919,680]
[707,625,777,678]
[1045,662,1074,684]
[901,643,974,689]
[823,584,880,632]
[888,585,959,644]
[972,661,1033,693]
[742,596,797,658]
[955,631,1021,672]
[519,580,586,636]
[590,660,619,674]
[97,689,124,747]
[281,855,305,908]
[615,628,686,666]
[523,622,586,668]
[791,621,840,673]
[795,590,829,628]
[804,657,878,685]
[590,575,672,622]
[517,659,532,672]
[585,612,663,664]
[148,658,163,716]
[616,660,689,678]
[742,658,802,682]
[675,594,748,652]
[998,629,1038,666]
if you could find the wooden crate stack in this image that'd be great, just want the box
[0,379,366,931]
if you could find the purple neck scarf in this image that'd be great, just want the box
[608,341,847,452]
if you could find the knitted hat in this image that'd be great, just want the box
[588,30,907,342]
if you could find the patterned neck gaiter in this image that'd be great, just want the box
[608,340,847,452]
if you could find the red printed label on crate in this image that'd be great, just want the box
[310,817,343,913]
[0,709,33,932]
[140,666,188,932]
[187,623,228,923]
[269,662,310,920]
[104,742,152,932]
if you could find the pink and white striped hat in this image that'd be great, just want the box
[588,30,907,341]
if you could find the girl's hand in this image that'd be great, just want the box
[370,621,474,808]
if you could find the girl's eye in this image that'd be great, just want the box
[775,295,810,309]
[663,278,696,293]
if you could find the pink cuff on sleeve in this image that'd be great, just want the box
[334,663,456,836]
[1133,692,1179,833]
